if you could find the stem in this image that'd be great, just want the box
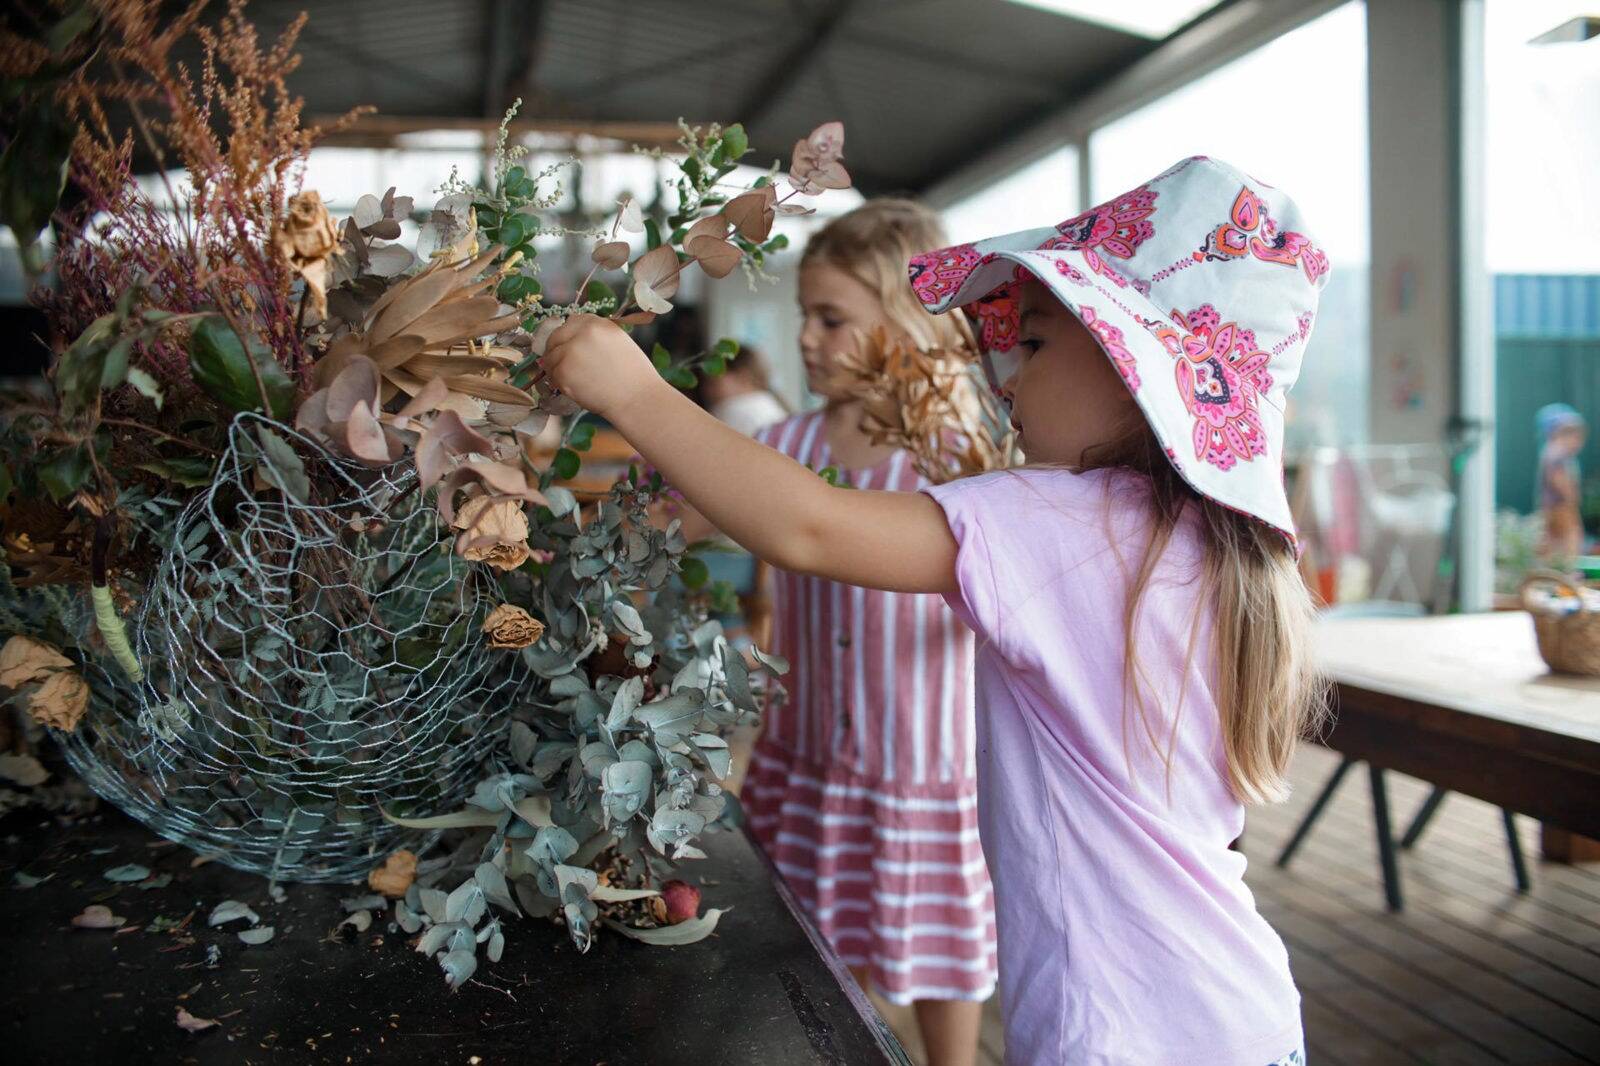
[100,418,221,457]
[214,300,276,417]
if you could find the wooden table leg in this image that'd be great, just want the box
[1276,755,1357,868]
[1502,809,1531,893]
[1368,765,1404,912]
[1541,825,1600,863]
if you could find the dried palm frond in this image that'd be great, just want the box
[821,326,1016,484]
[312,246,533,422]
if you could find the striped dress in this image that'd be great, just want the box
[744,410,998,1005]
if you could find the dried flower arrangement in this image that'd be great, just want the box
[0,0,851,986]
[819,326,1018,484]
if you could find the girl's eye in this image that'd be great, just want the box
[1018,338,1042,357]
[821,316,844,330]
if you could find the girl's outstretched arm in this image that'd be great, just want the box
[543,315,957,595]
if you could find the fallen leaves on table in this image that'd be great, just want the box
[175,1007,219,1033]
[207,899,261,927]
[104,863,151,883]
[72,904,126,929]
[0,753,49,787]
[367,850,417,898]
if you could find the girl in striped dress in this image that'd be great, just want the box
[744,201,996,1066]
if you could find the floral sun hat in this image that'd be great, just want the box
[908,155,1329,550]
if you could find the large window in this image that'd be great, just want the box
[1484,1,1600,532]
[939,146,1080,246]
[1087,1,1370,453]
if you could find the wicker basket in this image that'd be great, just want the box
[1520,570,1600,677]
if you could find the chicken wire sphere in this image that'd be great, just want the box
[56,414,519,882]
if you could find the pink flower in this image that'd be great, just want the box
[1154,305,1274,471]
[1077,306,1140,392]
[909,243,983,307]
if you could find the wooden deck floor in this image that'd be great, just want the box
[872,743,1600,1065]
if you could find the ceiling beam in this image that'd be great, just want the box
[312,114,695,150]
[736,0,856,130]
[482,0,547,119]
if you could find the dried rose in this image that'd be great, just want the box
[27,670,90,732]
[660,880,701,924]
[367,849,417,898]
[272,190,341,320]
[452,495,532,571]
[482,604,545,650]
[0,635,72,689]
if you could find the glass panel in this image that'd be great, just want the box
[1484,0,1599,579]
[1088,2,1371,453]
[939,145,1080,245]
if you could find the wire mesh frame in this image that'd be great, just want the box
[55,414,523,883]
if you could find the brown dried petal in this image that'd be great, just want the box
[687,235,742,279]
[0,635,72,689]
[451,494,534,570]
[175,1007,218,1032]
[367,850,418,898]
[592,241,630,269]
[482,604,546,649]
[27,670,89,732]
[415,409,495,489]
[73,905,126,930]
[723,189,776,242]
[631,245,681,302]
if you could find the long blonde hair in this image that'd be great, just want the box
[802,199,977,353]
[1081,421,1327,805]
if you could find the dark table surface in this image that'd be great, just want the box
[0,805,911,1065]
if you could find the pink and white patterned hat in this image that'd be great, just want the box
[908,155,1329,551]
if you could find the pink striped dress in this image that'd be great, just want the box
[744,410,998,1005]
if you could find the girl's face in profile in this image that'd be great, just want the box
[1002,279,1138,467]
[797,261,890,403]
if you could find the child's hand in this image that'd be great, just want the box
[542,315,662,419]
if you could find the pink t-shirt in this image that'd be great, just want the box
[925,468,1302,1066]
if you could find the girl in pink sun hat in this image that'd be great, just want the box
[544,155,1326,1065]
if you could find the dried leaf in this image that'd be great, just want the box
[104,863,151,883]
[367,850,418,899]
[634,279,673,315]
[340,910,373,933]
[72,904,126,929]
[482,603,544,648]
[381,807,501,830]
[592,240,630,269]
[237,926,275,945]
[688,236,741,279]
[617,195,645,233]
[0,754,49,787]
[415,410,495,489]
[723,188,776,242]
[175,1007,218,1033]
[602,907,728,945]
[0,635,71,688]
[207,900,260,927]
[632,245,680,301]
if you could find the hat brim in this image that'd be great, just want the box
[935,246,1298,550]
